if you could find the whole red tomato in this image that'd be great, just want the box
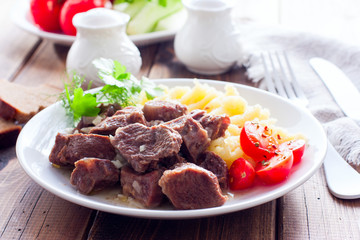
[30,0,65,32]
[59,0,106,36]
[229,158,256,191]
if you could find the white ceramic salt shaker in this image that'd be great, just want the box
[174,0,242,75]
[66,8,142,86]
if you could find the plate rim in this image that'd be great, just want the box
[16,78,328,219]
[10,0,177,46]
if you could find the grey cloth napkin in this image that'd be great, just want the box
[236,23,360,172]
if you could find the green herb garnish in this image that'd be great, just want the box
[61,58,164,126]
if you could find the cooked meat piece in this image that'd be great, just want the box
[111,123,182,173]
[189,109,206,121]
[199,114,230,140]
[163,116,210,162]
[121,166,164,208]
[199,151,229,190]
[147,120,164,127]
[49,133,116,166]
[190,110,230,140]
[70,158,120,194]
[159,153,186,169]
[89,106,146,136]
[143,100,188,122]
[158,163,227,209]
[100,103,122,117]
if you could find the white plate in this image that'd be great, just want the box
[11,0,177,46]
[16,79,327,219]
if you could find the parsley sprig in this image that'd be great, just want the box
[61,58,164,125]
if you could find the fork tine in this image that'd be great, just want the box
[267,53,287,98]
[275,52,297,100]
[262,51,309,107]
[261,53,276,94]
[283,53,309,106]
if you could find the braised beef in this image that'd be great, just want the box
[159,153,186,169]
[100,103,122,117]
[147,120,164,127]
[49,133,116,166]
[89,106,146,136]
[199,151,229,190]
[158,163,227,209]
[189,109,206,121]
[121,166,164,208]
[162,116,210,162]
[70,158,119,194]
[111,123,182,173]
[190,110,230,140]
[143,100,188,122]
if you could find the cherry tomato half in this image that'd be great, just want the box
[240,121,278,162]
[60,0,106,36]
[255,149,293,185]
[229,158,255,190]
[279,139,306,165]
[30,0,65,32]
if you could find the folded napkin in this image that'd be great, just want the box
[237,23,360,172]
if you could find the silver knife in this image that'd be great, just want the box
[309,57,360,199]
[309,57,360,121]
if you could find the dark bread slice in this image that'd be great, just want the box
[0,118,21,149]
[0,79,61,123]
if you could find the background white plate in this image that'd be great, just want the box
[16,79,327,219]
[11,0,177,46]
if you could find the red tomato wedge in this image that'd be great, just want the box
[279,139,306,165]
[30,0,65,32]
[229,158,255,190]
[255,149,294,185]
[240,121,278,162]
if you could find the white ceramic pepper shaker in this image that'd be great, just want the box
[174,0,242,75]
[66,8,142,86]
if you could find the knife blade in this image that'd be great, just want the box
[309,57,360,121]
[310,57,360,199]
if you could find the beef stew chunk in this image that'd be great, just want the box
[70,158,120,194]
[89,106,146,136]
[163,116,210,162]
[111,123,182,173]
[199,151,229,190]
[121,166,164,208]
[159,153,186,169]
[159,163,227,209]
[190,110,230,140]
[189,109,206,121]
[143,100,188,122]
[49,133,116,166]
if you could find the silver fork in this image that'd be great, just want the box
[262,51,360,199]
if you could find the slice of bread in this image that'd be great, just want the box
[0,118,22,149]
[0,79,61,123]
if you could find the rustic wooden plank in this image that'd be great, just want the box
[279,167,360,239]
[0,1,40,81]
[12,39,158,88]
[0,149,94,240]
[12,42,68,89]
[137,44,160,78]
[147,41,251,86]
[87,201,276,240]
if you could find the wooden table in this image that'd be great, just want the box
[1,1,360,239]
